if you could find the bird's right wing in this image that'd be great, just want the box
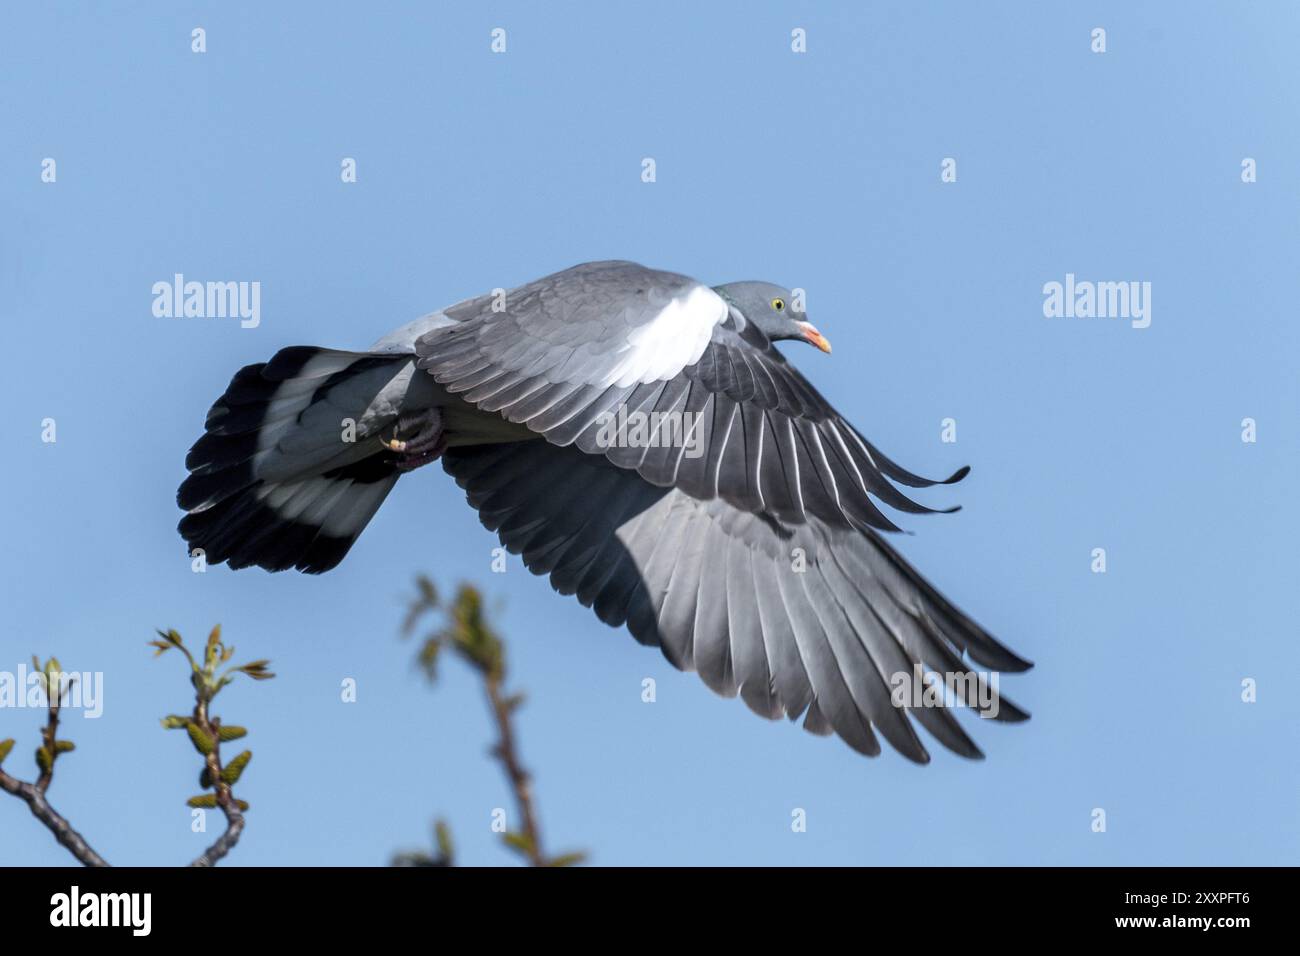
[417,260,965,535]
[419,259,728,393]
[442,439,1030,764]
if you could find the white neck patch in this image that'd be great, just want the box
[596,284,728,389]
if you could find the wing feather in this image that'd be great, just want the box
[443,441,1030,762]
[416,261,968,535]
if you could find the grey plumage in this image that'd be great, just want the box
[178,260,1032,762]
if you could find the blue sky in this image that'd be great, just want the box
[2,1,1296,866]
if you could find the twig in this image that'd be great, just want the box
[4,634,269,867]
[402,577,586,867]
[150,625,268,867]
[0,664,109,867]
[484,670,545,866]
[0,771,109,867]
[187,695,245,868]
[36,682,62,792]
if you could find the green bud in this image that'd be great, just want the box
[0,738,14,765]
[217,726,247,742]
[502,830,535,854]
[235,799,250,812]
[435,820,454,861]
[36,747,52,773]
[161,715,191,730]
[186,723,215,755]
[204,626,221,669]
[220,750,252,784]
[54,740,75,753]
[187,794,218,809]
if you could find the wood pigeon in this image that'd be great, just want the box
[178,260,1031,762]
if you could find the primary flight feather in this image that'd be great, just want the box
[178,260,1032,762]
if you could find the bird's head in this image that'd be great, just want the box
[712,281,831,353]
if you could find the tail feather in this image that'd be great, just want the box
[178,346,416,574]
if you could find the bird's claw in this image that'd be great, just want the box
[377,408,445,471]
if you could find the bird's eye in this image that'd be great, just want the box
[772,298,785,312]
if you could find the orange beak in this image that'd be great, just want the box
[798,322,832,354]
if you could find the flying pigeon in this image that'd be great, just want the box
[178,260,1031,762]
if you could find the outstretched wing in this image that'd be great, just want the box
[416,260,966,535]
[422,260,1031,760]
[443,441,1030,763]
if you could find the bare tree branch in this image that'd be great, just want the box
[402,577,586,867]
[4,632,270,867]
[484,667,546,865]
[187,693,246,868]
[0,771,109,867]
[0,660,109,867]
